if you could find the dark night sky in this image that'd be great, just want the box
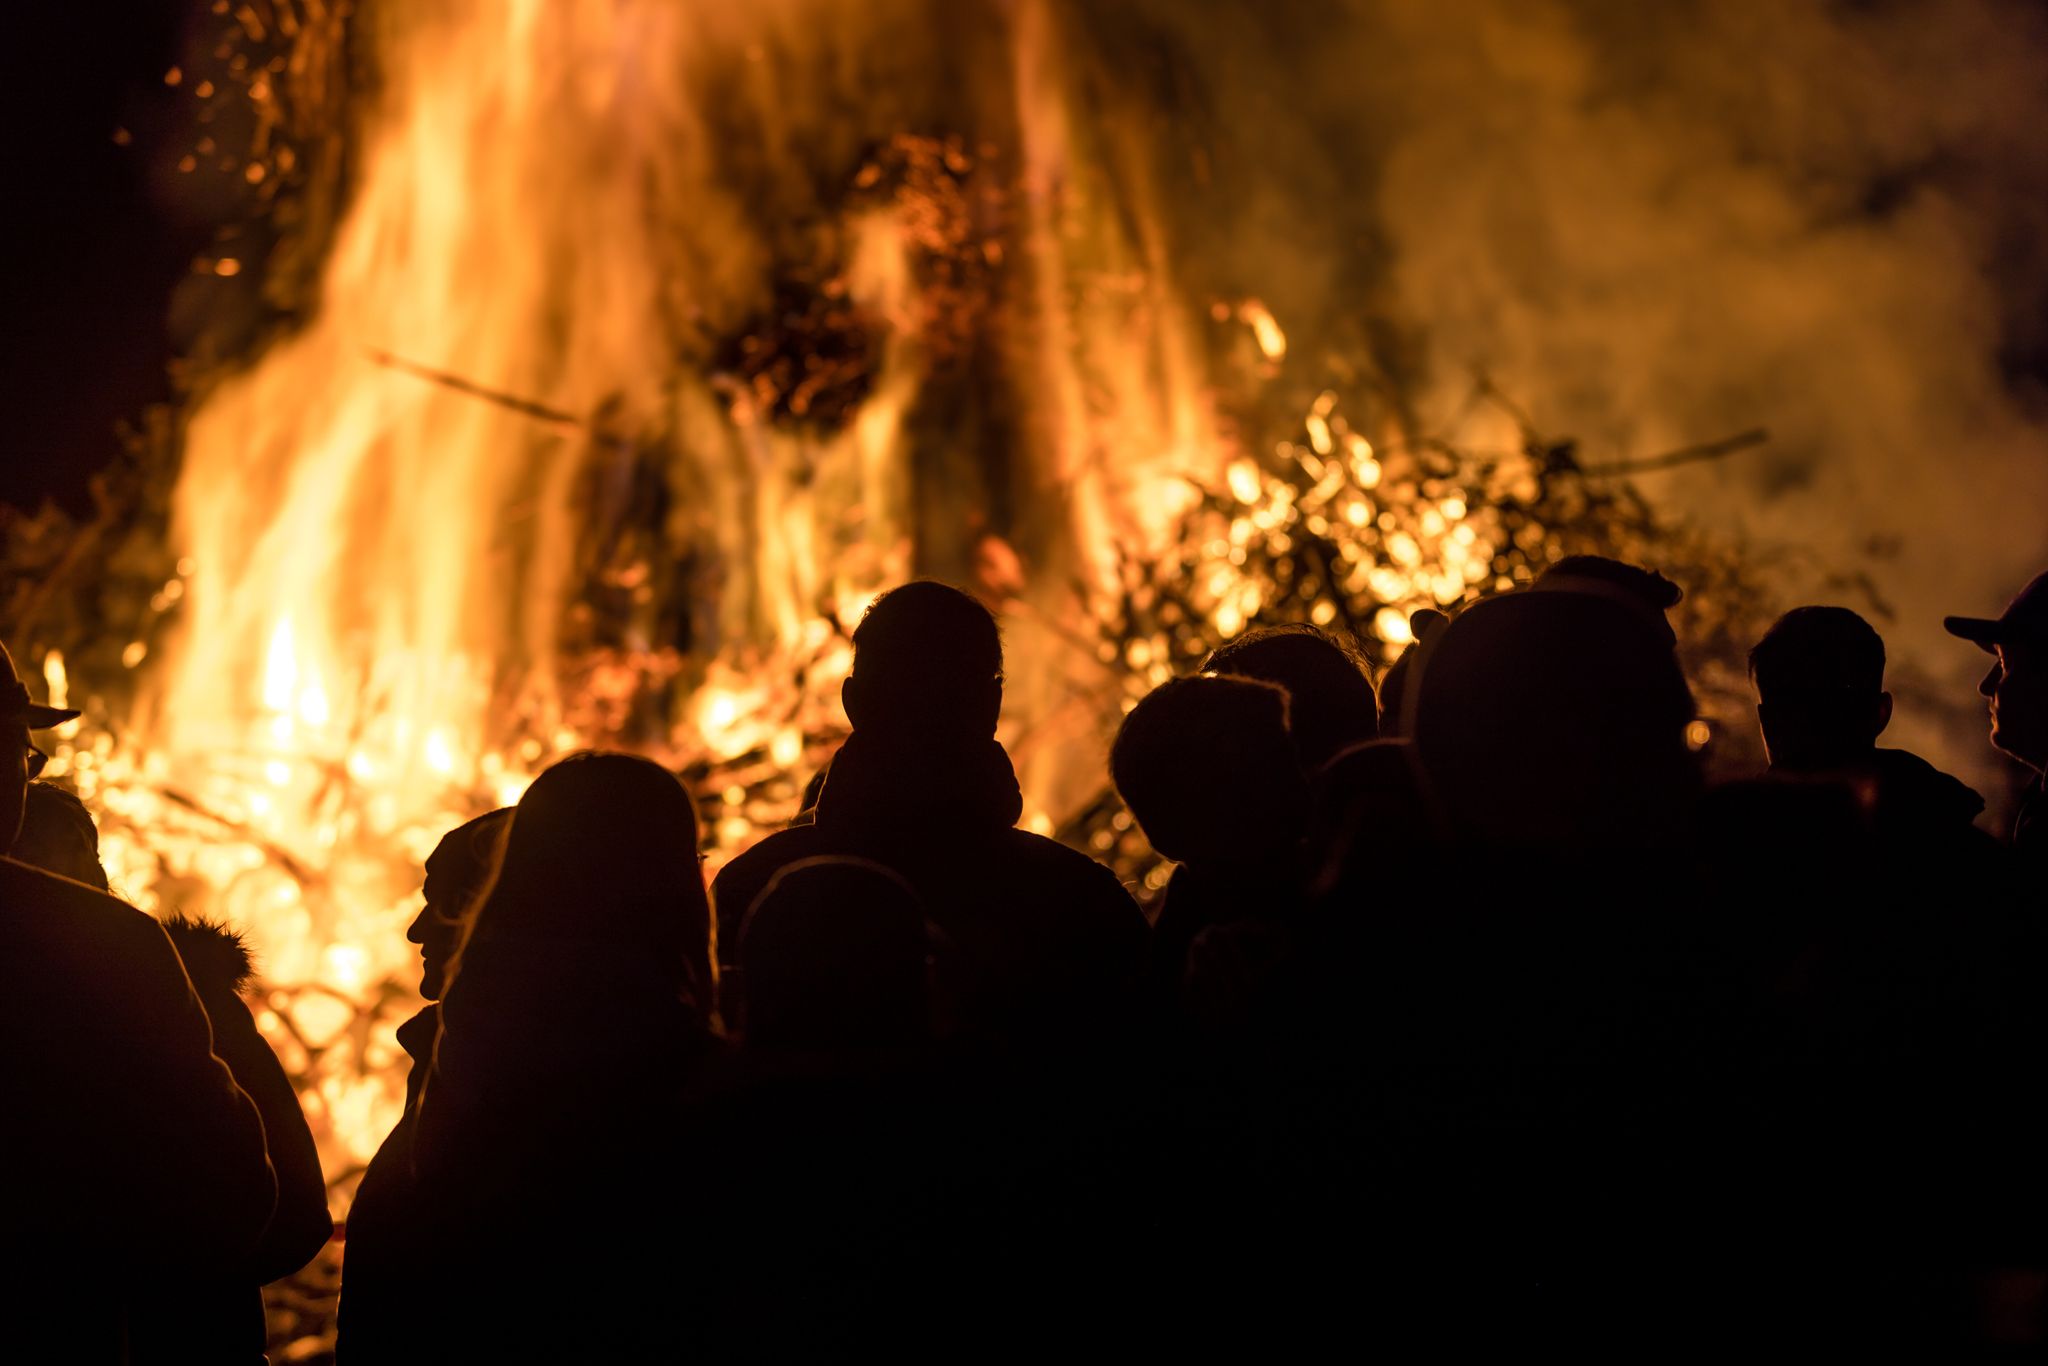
[1,1,210,518]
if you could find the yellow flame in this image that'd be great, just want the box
[43,651,68,710]
[262,618,297,715]
[1241,299,1287,360]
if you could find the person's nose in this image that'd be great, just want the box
[1980,660,2003,699]
[406,903,432,946]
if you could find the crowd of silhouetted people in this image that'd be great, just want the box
[5,561,2048,1359]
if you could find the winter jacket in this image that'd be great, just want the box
[712,729,1148,1048]
[333,1004,437,1363]
[158,916,333,1359]
[396,942,714,1361]
[0,856,276,1361]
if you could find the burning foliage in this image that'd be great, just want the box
[1058,365,1777,892]
[0,0,1797,1267]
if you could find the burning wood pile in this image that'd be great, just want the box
[1,2,1794,1359]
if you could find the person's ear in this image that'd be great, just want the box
[841,673,867,730]
[976,676,1002,733]
[1874,691,1893,739]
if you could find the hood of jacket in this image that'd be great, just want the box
[812,728,1024,839]
[160,913,256,998]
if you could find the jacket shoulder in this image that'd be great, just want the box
[0,855,181,957]
[996,828,1141,914]
[711,826,833,951]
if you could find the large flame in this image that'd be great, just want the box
[60,0,1228,1189]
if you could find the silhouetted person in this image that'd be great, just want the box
[1534,553,1683,646]
[1948,570,2048,863]
[404,753,714,1360]
[1373,607,1446,736]
[1203,623,1378,768]
[0,640,277,1359]
[337,807,508,1361]
[14,780,108,888]
[1308,588,1720,1330]
[161,914,333,1357]
[1408,588,1700,850]
[1110,674,1306,1029]
[737,855,933,1050]
[1750,606,1985,843]
[11,774,327,1356]
[713,582,1145,1049]
[1946,571,2048,1341]
[708,857,949,1346]
[1308,737,1441,902]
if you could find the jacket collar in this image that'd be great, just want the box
[814,728,1024,837]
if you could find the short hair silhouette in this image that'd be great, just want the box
[457,751,710,1006]
[1536,555,1682,611]
[1748,606,1891,771]
[12,782,109,890]
[843,581,1003,738]
[1411,589,1698,848]
[738,856,931,1050]
[1203,624,1379,768]
[1535,555,1682,646]
[1111,673,1305,866]
[1750,606,1885,696]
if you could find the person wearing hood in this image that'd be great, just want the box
[1749,606,1988,847]
[1109,673,1307,1033]
[397,754,716,1360]
[712,581,1146,1049]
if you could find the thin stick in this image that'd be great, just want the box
[364,349,586,430]
[1583,428,1769,477]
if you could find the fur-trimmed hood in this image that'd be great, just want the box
[160,914,256,997]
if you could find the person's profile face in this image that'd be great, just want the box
[1986,641,2048,772]
[407,884,470,1000]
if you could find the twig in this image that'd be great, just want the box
[1581,427,1769,477]
[363,349,586,431]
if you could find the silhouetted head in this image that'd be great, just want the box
[738,856,932,1050]
[1203,624,1379,768]
[0,640,78,855]
[408,808,511,1000]
[1411,590,1699,850]
[12,782,108,889]
[842,581,1003,742]
[1947,569,2048,774]
[1312,738,1442,896]
[1534,555,1682,647]
[1111,673,1306,869]
[1375,608,1448,737]
[1749,606,1890,773]
[458,752,710,1007]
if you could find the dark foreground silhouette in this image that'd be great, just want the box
[11,560,2048,1356]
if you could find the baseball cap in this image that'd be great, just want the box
[1944,570,2048,653]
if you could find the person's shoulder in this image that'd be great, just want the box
[711,825,835,923]
[0,855,164,944]
[715,825,830,889]
[994,828,1139,906]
